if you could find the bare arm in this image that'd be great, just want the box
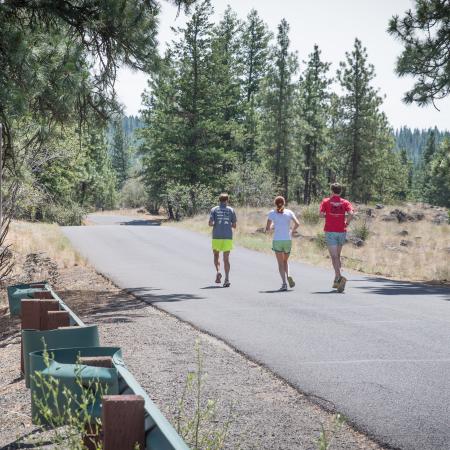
[291,214,300,233]
[345,210,354,226]
[265,219,273,233]
[320,211,326,218]
[208,219,214,227]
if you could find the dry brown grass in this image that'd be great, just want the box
[0,221,87,309]
[7,221,86,270]
[172,204,450,283]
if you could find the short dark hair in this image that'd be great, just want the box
[331,182,342,195]
[219,193,229,202]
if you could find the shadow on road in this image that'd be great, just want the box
[119,219,162,226]
[200,285,223,289]
[126,287,204,303]
[353,277,450,300]
[58,289,150,326]
[259,290,293,294]
[311,290,339,294]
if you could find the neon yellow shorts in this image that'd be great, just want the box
[212,239,233,252]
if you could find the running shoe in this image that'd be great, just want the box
[337,276,347,293]
[279,283,288,292]
[215,273,222,284]
[287,276,295,288]
[223,279,231,288]
[332,277,339,289]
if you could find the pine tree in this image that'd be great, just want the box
[335,38,393,202]
[297,45,332,204]
[240,9,271,162]
[111,118,130,189]
[209,6,243,157]
[260,19,298,200]
[140,52,180,215]
[425,139,450,207]
[388,0,450,105]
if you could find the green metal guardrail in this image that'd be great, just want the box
[7,281,50,316]
[29,345,189,450]
[23,325,100,387]
[30,346,120,424]
[14,282,190,450]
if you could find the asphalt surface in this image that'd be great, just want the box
[63,215,450,450]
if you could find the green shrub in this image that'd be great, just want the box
[314,232,327,250]
[225,162,276,207]
[302,204,321,225]
[350,219,371,241]
[164,183,215,220]
[42,203,86,226]
[120,178,147,208]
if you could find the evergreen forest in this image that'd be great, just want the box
[1,0,449,224]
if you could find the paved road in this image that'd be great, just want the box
[63,215,450,450]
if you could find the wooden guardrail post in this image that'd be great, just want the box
[46,310,70,330]
[20,299,59,372]
[102,395,145,450]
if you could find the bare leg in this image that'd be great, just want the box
[223,251,230,280]
[213,250,220,274]
[276,252,287,284]
[327,245,341,279]
[283,253,290,277]
[336,245,343,276]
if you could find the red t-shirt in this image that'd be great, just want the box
[319,196,353,232]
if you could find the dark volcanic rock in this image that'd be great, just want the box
[400,240,413,247]
[375,204,384,209]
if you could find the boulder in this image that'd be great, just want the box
[375,204,384,209]
[390,209,408,222]
[432,213,449,225]
[411,212,424,221]
[346,235,365,247]
[400,239,413,247]
[398,230,409,236]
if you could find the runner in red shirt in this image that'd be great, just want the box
[319,182,354,292]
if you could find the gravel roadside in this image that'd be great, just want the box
[0,266,383,449]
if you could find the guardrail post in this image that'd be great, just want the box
[79,356,113,368]
[33,291,54,300]
[20,299,59,372]
[46,310,70,330]
[102,395,145,450]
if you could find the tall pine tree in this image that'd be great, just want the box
[260,19,298,200]
[297,45,332,204]
[335,38,394,201]
[240,9,271,162]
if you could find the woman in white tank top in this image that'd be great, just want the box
[265,196,299,291]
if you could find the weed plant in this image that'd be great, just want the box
[31,346,106,450]
[176,340,234,450]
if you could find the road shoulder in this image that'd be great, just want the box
[1,264,382,449]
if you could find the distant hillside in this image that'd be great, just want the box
[394,127,450,164]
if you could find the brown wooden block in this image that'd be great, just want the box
[21,300,43,330]
[20,299,59,373]
[102,395,145,450]
[46,310,70,330]
[79,356,113,368]
[33,290,54,300]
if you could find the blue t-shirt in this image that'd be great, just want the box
[210,204,237,239]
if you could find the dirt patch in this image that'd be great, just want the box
[0,265,382,449]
